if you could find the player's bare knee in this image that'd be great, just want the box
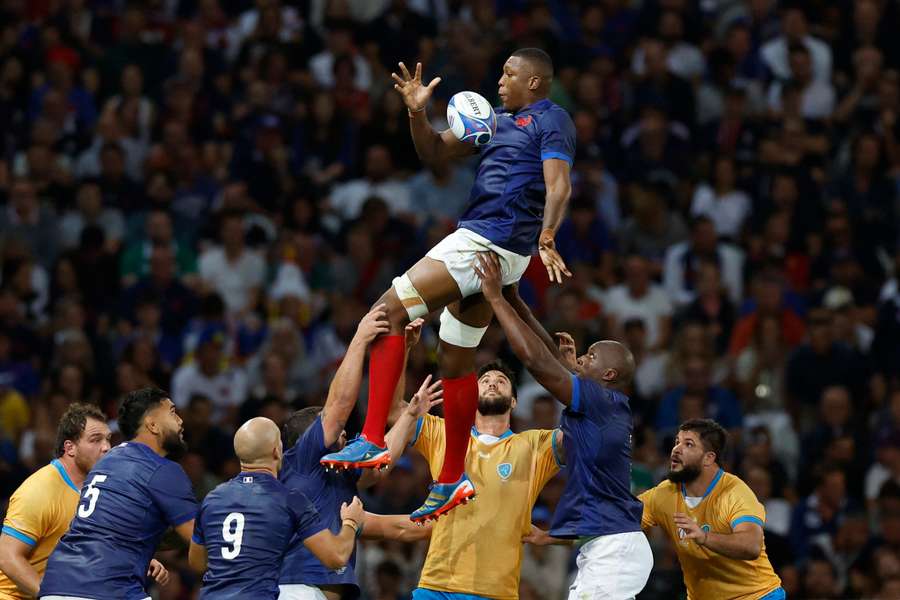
[378,287,411,331]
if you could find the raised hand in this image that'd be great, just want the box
[405,317,425,350]
[538,231,572,285]
[147,559,170,585]
[355,303,390,343]
[341,496,366,526]
[555,332,578,370]
[673,513,707,546]
[391,61,441,112]
[406,374,443,418]
[473,252,504,302]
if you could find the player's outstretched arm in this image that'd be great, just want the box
[361,513,433,542]
[359,374,443,488]
[502,283,564,361]
[673,513,763,560]
[0,533,41,596]
[392,61,475,166]
[320,305,390,447]
[538,159,573,285]
[303,497,367,569]
[475,253,574,405]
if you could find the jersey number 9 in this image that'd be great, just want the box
[78,474,108,518]
[221,512,245,560]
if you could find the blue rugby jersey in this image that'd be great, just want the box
[279,417,361,592]
[550,375,644,539]
[193,472,325,599]
[39,442,197,600]
[457,98,576,256]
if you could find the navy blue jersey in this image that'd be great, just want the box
[193,472,326,599]
[279,417,360,590]
[550,376,643,539]
[39,442,197,600]
[458,98,576,256]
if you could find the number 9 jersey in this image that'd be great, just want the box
[39,442,198,600]
[192,472,326,599]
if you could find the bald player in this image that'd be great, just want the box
[189,418,365,599]
[475,252,652,599]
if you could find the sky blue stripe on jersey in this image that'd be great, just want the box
[540,151,573,165]
[191,533,202,544]
[411,416,424,446]
[471,426,513,440]
[759,587,786,600]
[51,459,79,492]
[682,468,724,500]
[731,515,765,529]
[570,375,581,412]
[551,429,564,468]
[2,525,36,546]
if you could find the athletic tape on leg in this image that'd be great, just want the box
[392,274,429,320]
[439,308,488,348]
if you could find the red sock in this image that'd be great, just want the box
[438,372,478,483]
[361,335,405,447]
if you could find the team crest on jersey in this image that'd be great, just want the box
[516,115,532,127]
[701,524,711,533]
[497,463,512,480]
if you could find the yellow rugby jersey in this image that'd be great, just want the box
[639,469,782,600]
[413,414,562,599]
[0,460,81,600]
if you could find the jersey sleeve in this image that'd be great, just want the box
[1,477,47,546]
[191,504,205,545]
[567,375,614,421]
[288,490,328,541]
[528,429,563,490]
[148,461,199,526]
[291,417,328,471]
[638,485,660,530]
[411,414,445,475]
[538,108,576,165]
[725,480,767,530]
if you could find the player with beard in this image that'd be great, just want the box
[0,403,169,599]
[39,388,198,600]
[638,419,785,600]
[400,359,564,600]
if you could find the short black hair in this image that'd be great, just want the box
[678,419,728,463]
[283,406,323,448]
[55,403,107,457]
[478,359,517,399]
[118,387,170,440]
[511,47,554,78]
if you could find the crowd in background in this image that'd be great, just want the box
[1,0,899,598]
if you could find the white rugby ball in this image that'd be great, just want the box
[447,91,497,146]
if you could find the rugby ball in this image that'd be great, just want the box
[447,91,497,147]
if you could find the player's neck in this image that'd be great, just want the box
[474,413,511,437]
[240,464,277,478]
[132,432,165,456]
[683,466,721,497]
[57,454,87,488]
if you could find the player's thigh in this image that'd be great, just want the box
[437,297,493,377]
[277,584,329,600]
[406,256,464,311]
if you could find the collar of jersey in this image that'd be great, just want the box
[237,470,275,481]
[502,98,553,116]
[681,467,724,502]
[51,458,80,493]
[471,426,513,440]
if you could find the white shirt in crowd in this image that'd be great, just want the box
[198,247,266,315]
[663,242,745,307]
[603,285,673,348]
[329,179,411,221]
[171,362,248,412]
[760,35,833,83]
[690,184,751,239]
[767,80,836,120]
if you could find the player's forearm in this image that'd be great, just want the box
[383,410,418,465]
[488,295,557,371]
[0,551,41,596]
[504,287,561,360]
[322,336,368,432]
[334,525,358,565]
[540,181,572,237]
[700,531,762,560]
[408,110,445,165]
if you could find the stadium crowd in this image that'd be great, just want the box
[1,0,899,598]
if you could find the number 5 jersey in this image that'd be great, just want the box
[39,442,198,600]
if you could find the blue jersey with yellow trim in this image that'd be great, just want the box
[458,98,576,255]
[1,460,81,600]
[639,469,782,600]
[194,471,325,599]
[39,442,198,600]
[551,375,643,538]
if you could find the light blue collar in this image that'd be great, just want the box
[51,459,80,493]
[682,468,724,501]
[471,426,513,440]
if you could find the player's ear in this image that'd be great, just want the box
[63,439,76,457]
[601,368,618,383]
[510,396,517,411]
[528,75,540,91]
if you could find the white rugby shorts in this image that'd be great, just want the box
[567,531,653,600]
[278,584,329,599]
[425,228,531,299]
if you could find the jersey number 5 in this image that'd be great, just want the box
[221,512,245,560]
[78,474,108,518]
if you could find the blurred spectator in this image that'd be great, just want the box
[198,211,266,316]
[676,258,736,354]
[603,254,672,351]
[0,178,59,269]
[656,355,742,438]
[767,44,836,120]
[59,181,124,252]
[790,465,856,563]
[760,6,832,83]
[618,180,688,267]
[728,271,806,357]
[690,155,751,240]
[663,216,744,307]
[329,145,412,222]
